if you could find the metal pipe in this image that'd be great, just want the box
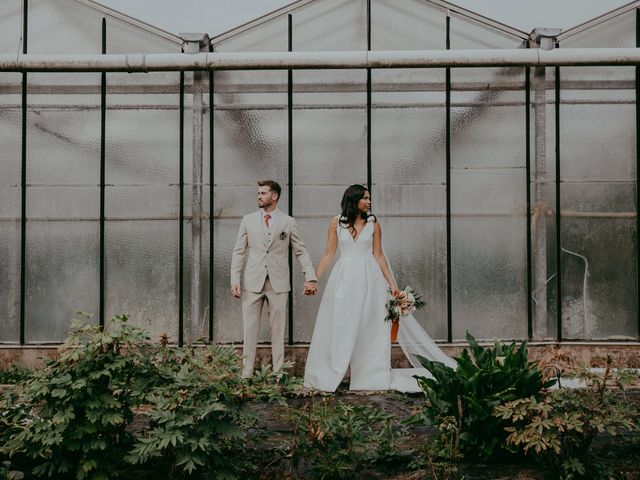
[6,48,640,72]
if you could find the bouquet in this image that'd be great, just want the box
[385,286,425,342]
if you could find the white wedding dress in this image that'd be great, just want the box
[303,218,456,393]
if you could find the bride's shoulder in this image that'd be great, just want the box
[366,214,378,224]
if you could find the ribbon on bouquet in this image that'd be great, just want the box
[391,319,399,343]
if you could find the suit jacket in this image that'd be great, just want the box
[230,211,317,293]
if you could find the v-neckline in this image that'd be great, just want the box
[350,221,368,243]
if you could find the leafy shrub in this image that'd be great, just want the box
[0,365,31,385]
[1,315,154,479]
[415,332,553,459]
[495,358,639,479]
[288,397,405,479]
[0,316,289,480]
[125,345,288,479]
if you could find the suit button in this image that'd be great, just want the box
[265,265,267,268]
[266,251,269,254]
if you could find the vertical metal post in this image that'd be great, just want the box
[525,41,533,340]
[445,14,452,343]
[636,9,640,339]
[287,14,294,345]
[209,45,214,343]
[19,0,28,345]
[555,58,562,342]
[179,70,185,347]
[99,18,106,329]
[366,0,372,192]
[182,34,210,344]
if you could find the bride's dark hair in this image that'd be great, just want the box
[339,184,376,237]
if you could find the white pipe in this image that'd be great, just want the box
[1,48,640,72]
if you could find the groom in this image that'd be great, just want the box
[230,180,317,378]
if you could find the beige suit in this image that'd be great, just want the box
[231,210,316,377]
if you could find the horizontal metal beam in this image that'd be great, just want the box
[3,48,640,72]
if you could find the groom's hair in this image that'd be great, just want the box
[258,180,281,200]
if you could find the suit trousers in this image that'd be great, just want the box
[241,277,288,377]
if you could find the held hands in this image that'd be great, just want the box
[304,281,318,296]
[230,284,241,298]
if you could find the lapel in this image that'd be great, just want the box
[266,213,284,249]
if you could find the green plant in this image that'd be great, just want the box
[495,358,639,479]
[125,345,288,479]
[1,315,154,479]
[414,332,553,459]
[289,397,405,479]
[0,364,31,385]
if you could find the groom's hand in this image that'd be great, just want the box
[303,281,317,296]
[230,284,241,298]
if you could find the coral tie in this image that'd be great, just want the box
[264,213,271,228]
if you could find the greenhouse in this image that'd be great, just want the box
[1,0,639,350]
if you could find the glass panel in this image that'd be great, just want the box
[451,217,528,340]
[561,11,635,82]
[104,221,180,341]
[0,78,21,342]
[293,0,366,51]
[291,73,367,341]
[0,222,20,343]
[372,0,447,50]
[451,72,527,340]
[25,79,100,342]
[559,86,637,339]
[0,0,21,54]
[212,76,287,342]
[530,181,557,340]
[371,71,447,340]
[26,221,99,343]
[105,74,183,340]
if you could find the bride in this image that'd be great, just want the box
[303,184,456,393]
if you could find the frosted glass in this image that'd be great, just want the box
[0,187,20,219]
[292,217,332,342]
[372,0,447,50]
[0,0,21,54]
[214,15,288,52]
[27,186,99,219]
[213,109,288,185]
[28,0,180,85]
[25,221,99,343]
[0,103,21,184]
[106,185,180,219]
[293,0,366,51]
[450,103,526,169]
[562,182,635,213]
[560,216,637,339]
[214,186,290,219]
[560,100,635,182]
[449,13,524,49]
[561,11,635,82]
[213,71,288,105]
[105,221,180,342]
[451,170,526,215]
[373,184,446,216]
[292,106,367,187]
[380,216,448,340]
[452,217,528,341]
[105,92,181,184]
[0,222,20,342]
[26,92,101,185]
[530,181,557,340]
[371,104,446,185]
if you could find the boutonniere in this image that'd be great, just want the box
[280,231,287,240]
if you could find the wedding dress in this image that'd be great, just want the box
[303,217,456,393]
